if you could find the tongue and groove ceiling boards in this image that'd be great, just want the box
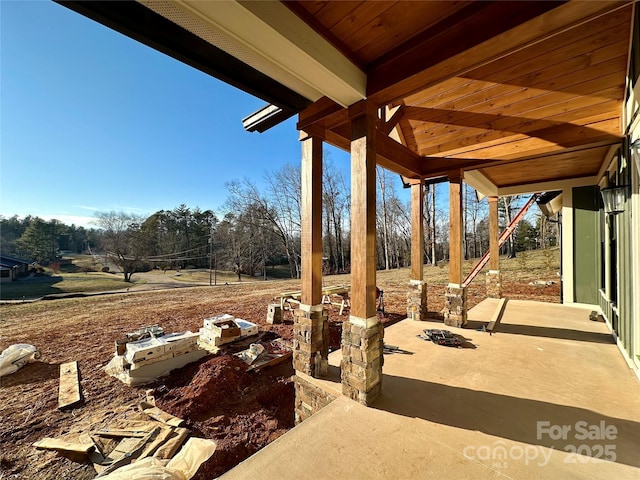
[59,1,635,193]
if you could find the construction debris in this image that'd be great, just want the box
[33,437,95,454]
[58,361,83,410]
[115,325,164,355]
[139,401,185,427]
[95,437,217,480]
[244,339,292,373]
[106,329,207,386]
[198,315,259,352]
[0,343,41,377]
[33,402,214,480]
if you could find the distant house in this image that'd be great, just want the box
[0,255,31,283]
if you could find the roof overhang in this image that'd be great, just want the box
[139,0,366,107]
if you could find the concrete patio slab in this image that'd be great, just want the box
[220,300,640,479]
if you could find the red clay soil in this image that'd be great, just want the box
[152,355,294,479]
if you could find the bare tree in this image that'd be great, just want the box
[376,167,391,270]
[323,159,349,273]
[95,211,148,282]
[227,170,302,279]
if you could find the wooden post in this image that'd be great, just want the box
[449,174,463,286]
[408,179,428,320]
[300,131,323,307]
[342,99,383,406]
[411,180,424,281]
[486,195,502,298]
[444,173,467,326]
[349,100,377,322]
[489,196,499,271]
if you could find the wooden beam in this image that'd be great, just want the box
[488,196,500,271]
[449,175,463,285]
[58,361,82,410]
[380,106,404,136]
[369,1,627,105]
[300,132,323,306]
[421,157,501,178]
[297,97,345,131]
[309,122,423,179]
[349,100,378,320]
[411,181,424,281]
[376,130,423,176]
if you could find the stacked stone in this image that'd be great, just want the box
[486,271,502,299]
[293,376,337,424]
[444,285,467,327]
[341,320,384,405]
[292,307,328,377]
[406,280,428,320]
[266,304,283,324]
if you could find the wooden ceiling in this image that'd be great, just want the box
[289,0,634,189]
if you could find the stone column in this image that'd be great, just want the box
[486,196,502,298]
[341,319,384,405]
[292,305,328,377]
[407,279,428,320]
[342,100,382,405]
[407,180,427,320]
[444,174,467,327]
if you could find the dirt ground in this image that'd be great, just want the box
[0,269,559,479]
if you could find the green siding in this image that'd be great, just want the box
[573,185,600,304]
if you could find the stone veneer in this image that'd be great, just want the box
[444,285,467,327]
[292,307,328,378]
[341,320,384,405]
[293,374,338,424]
[486,270,502,299]
[406,280,428,320]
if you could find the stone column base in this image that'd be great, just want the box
[294,374,337,424]
[341,319,383,405]
[293,306,328,378]
[406,280,428,320]
[486,270,502,299]
[444,284,467,327]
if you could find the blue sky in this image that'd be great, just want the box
[1,1,352,227]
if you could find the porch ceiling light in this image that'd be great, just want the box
[600,185,627,215]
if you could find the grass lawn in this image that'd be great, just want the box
[0,248,559,301]
[157,268,256,284]
[0,272,144,300]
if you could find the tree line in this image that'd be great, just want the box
[1,161,558,281]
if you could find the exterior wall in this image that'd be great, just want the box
[572,186,600,304]
[293,374,337,424]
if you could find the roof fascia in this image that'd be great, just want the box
[176,0,366,107]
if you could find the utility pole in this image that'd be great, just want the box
[209,231,213,286]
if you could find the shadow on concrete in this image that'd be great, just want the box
[494,323,615,344]
[374,374,640,468]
